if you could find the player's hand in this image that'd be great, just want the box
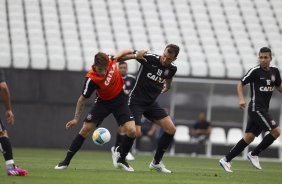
[161,83,170,93]
[6,110,15,125]
[136,50,147,62]
[66,119,78,129]
[239,99,246,109]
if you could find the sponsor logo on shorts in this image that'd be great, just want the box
[87,114,93,120]
[271,120,276,126]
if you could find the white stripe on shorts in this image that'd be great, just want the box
[256,111,271,130]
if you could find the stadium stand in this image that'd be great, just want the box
[1,0,282,77]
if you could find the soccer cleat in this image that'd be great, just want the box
[219,157,233,172]
[7,165,28,176]
[126,152,135,161]
[117,159,134,172]
[111,146,120,168]
[247,151,262,170]
[149,161,172,173]
[54,162,69,170]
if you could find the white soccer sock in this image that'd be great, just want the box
[6,159,15,169]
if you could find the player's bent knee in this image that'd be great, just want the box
[271,127,281,138]
[79,126,94,137]
[244,133,255,144]
[0,131,8,137]
[126,126,136,138]
[165,126,176,135]
[135,130,142,138]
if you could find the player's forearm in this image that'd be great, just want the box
[0,82,12,111]
[165,79,172,89]
[117,49,147,62]
[237,82,245,100]
[118,54,136,62]
[276,85,282,93]
[73,95,87,121]
[115,49,135,62]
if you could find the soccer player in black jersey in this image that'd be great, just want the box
[111,61,136,161]
[0,69,28,176]
[113,44,180,173]
[220,47,282,172]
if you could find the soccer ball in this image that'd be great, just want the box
[92,128,111,146]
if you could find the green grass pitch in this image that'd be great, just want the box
[1,148,282,184]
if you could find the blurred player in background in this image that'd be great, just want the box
[0,69,28,176]
[219,47,282,172]
[111,61,136,161]
[54,50,146,172]
[112,44,180,173]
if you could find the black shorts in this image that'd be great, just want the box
[0,119,5,132]
[84,90,134,126]
[129,102,168,126]
[246,109,279,136]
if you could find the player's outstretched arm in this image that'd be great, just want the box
[66,95,87,129]
[0,81,15,124]
[237,81,246,109]
[114,49,135,61]
[115,49,147,62]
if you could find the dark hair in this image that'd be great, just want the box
[94,52,109,67]
[165,44,180,58]
[118,61,127,66]
[259,47,272,55]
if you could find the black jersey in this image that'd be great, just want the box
[242,65,281,111]
[0,69,5,82]
[129,52,177,105]
[122,74,136,97]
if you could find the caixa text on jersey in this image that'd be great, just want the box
[259,86,274,92]
[147,73,165,83]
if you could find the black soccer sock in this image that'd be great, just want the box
[251,133,276,156]
[115,133,124,148]
[63,134,85,164]
[226,138,248,162]
[0,137,13,161]
[154,132,174,164]
[118,135,135,162]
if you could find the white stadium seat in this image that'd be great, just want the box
[227,128,243,145]
[174,125,190,143]
[0,0,281,78]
